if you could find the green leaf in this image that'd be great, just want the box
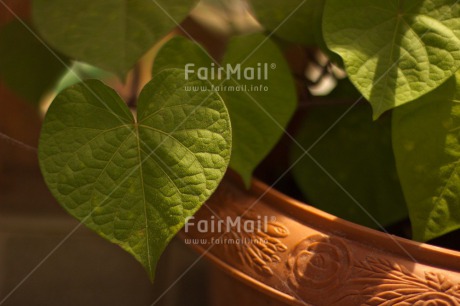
[0,20,68,103]
[290,103,408,228]
[38,69,232,280]
[32,0,196,77]
[392,73,460,241]
[221,35,296,185]
[323,0,460,118]
[154,35,296,186]
[248,0,324,46]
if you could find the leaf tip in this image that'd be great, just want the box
[230,165,253,190]
[371,105,386,121]
[242,174,252,190]
[147,268,156,284]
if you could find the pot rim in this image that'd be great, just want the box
[250,175,460,270]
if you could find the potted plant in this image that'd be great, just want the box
[1,0,460,305]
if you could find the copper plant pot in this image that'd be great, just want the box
[182,174,460,305]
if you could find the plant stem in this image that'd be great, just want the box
[127,63,141,109]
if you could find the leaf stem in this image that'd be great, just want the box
[127,63,141,109]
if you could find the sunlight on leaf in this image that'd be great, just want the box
[393,72,460,241]
[323,0,460,118]
[38,69,231,280]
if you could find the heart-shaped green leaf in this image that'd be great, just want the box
[38,69,231,280]
[393,72,460,241]
[323,0,460,118]
[32,0,197,77]
[153,35,296,186]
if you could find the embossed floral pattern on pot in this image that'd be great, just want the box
[286,234,351,298]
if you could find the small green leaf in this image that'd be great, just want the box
[290,103,408,228]
[393,73,460,241]
[32,0,197,76]
[248,0,324,46]
[323,0,460,118]
[38,69,231,280]
[222,34,296,185]
[0,20,68,103]
[154,35,296,185]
